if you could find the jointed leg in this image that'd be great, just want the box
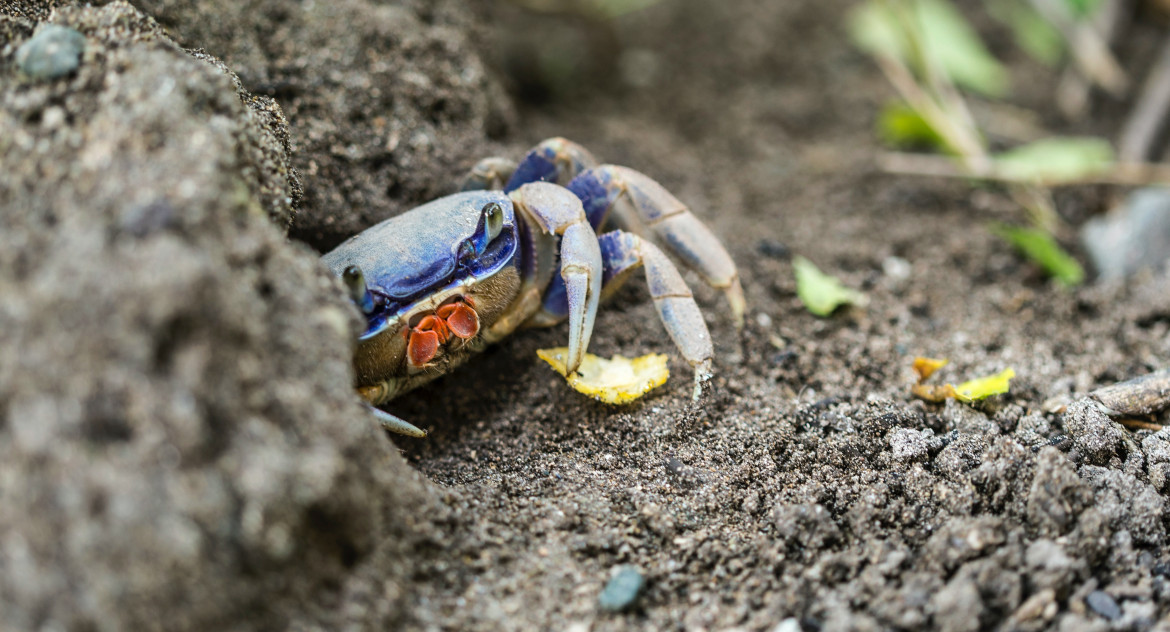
[568,165,745,328]
[369,406,427,438]
[510,182,603,376]
[599,230,714,398]
[461,157,517,192]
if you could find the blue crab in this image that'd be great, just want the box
[322,138,744,437]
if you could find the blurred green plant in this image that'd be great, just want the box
[990,223,1085,286]
[987,0,1063,67]
[846,0,1125,286]
[506,0,664,19]
[793,256,868,317]
[993,137,1114,183]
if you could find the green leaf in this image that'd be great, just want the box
[1063,0,1105,18]
[877,101,948,150]
[589,0,663,18]
[987,0,1063,67]
[848,1,908,61]
[953,368,1016,402]
[994,137,1114,183]
[793,256,868,317]
[915,0,1010,97]
[848,0,1009,97]
[991,223,1085,286]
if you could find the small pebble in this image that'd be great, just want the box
[1085,590,1121,621]
[882,256,912,281]
[773,618,801,632]
[599,565,644,612]
[16,25,86,80]
[757,238,791,260]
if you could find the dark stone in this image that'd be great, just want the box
[1086,590,1121,621]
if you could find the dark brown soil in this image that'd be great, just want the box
[2,0,1168,631]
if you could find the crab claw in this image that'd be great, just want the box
[560,222,602,375]
[437,301,480,339]
[407,329,441,368]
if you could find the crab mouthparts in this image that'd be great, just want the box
[406,299,481,368]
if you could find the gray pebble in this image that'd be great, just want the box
[1085,590,1120,621]
[16,25,86,80]
[1081,188,1170,280]
[599,565,644,612]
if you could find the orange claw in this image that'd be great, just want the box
[407,329,440,367]
[415,314,449,343]
[438,302,480,339]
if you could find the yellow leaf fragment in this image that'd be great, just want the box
[911,383,957,403]
[953,368,1016,403]
[536,347,670,405]
[910,357,1015,404]
[913,357,949,382]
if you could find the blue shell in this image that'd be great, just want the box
[322,191,518,338]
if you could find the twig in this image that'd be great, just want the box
[1030,0,1129,96]
[1119,34,1170,162]
[873,54,987,162]
[1091,368,1170,417]
[878,151,1170,186]
[1056,0,1128,120]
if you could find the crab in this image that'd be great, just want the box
[322,138,744,437]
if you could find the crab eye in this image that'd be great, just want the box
[482,202,504,241]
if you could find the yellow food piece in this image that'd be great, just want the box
[536,347,670,404]
[912,357,949,382]
[953,368,1016,403]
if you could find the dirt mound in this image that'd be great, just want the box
[0,3,432,629]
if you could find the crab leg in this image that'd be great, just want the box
[368,406,427,438]
[568,166,745,328]
[460,157,517,192]
[511,182,603,376]
[598,230,714,398]
[498,137,600,192]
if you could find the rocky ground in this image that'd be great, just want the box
[1,1,1168,631]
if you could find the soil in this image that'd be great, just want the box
[1,1,1169,631]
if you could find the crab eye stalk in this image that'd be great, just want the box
[482,202,504,241]
[342,265,376,315]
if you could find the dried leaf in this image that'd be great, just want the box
[913,357,950,381]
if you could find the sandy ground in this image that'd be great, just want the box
[2,0,1169,630]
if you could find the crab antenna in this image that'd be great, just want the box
[342,265,376,315]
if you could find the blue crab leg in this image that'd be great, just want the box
[503,137,599,192]
[603,230,714,398]
[510,182,603,375]
[460,156,517,192]
[568,166,745,328]
[369,406,427,438]
[530,230,715,398]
